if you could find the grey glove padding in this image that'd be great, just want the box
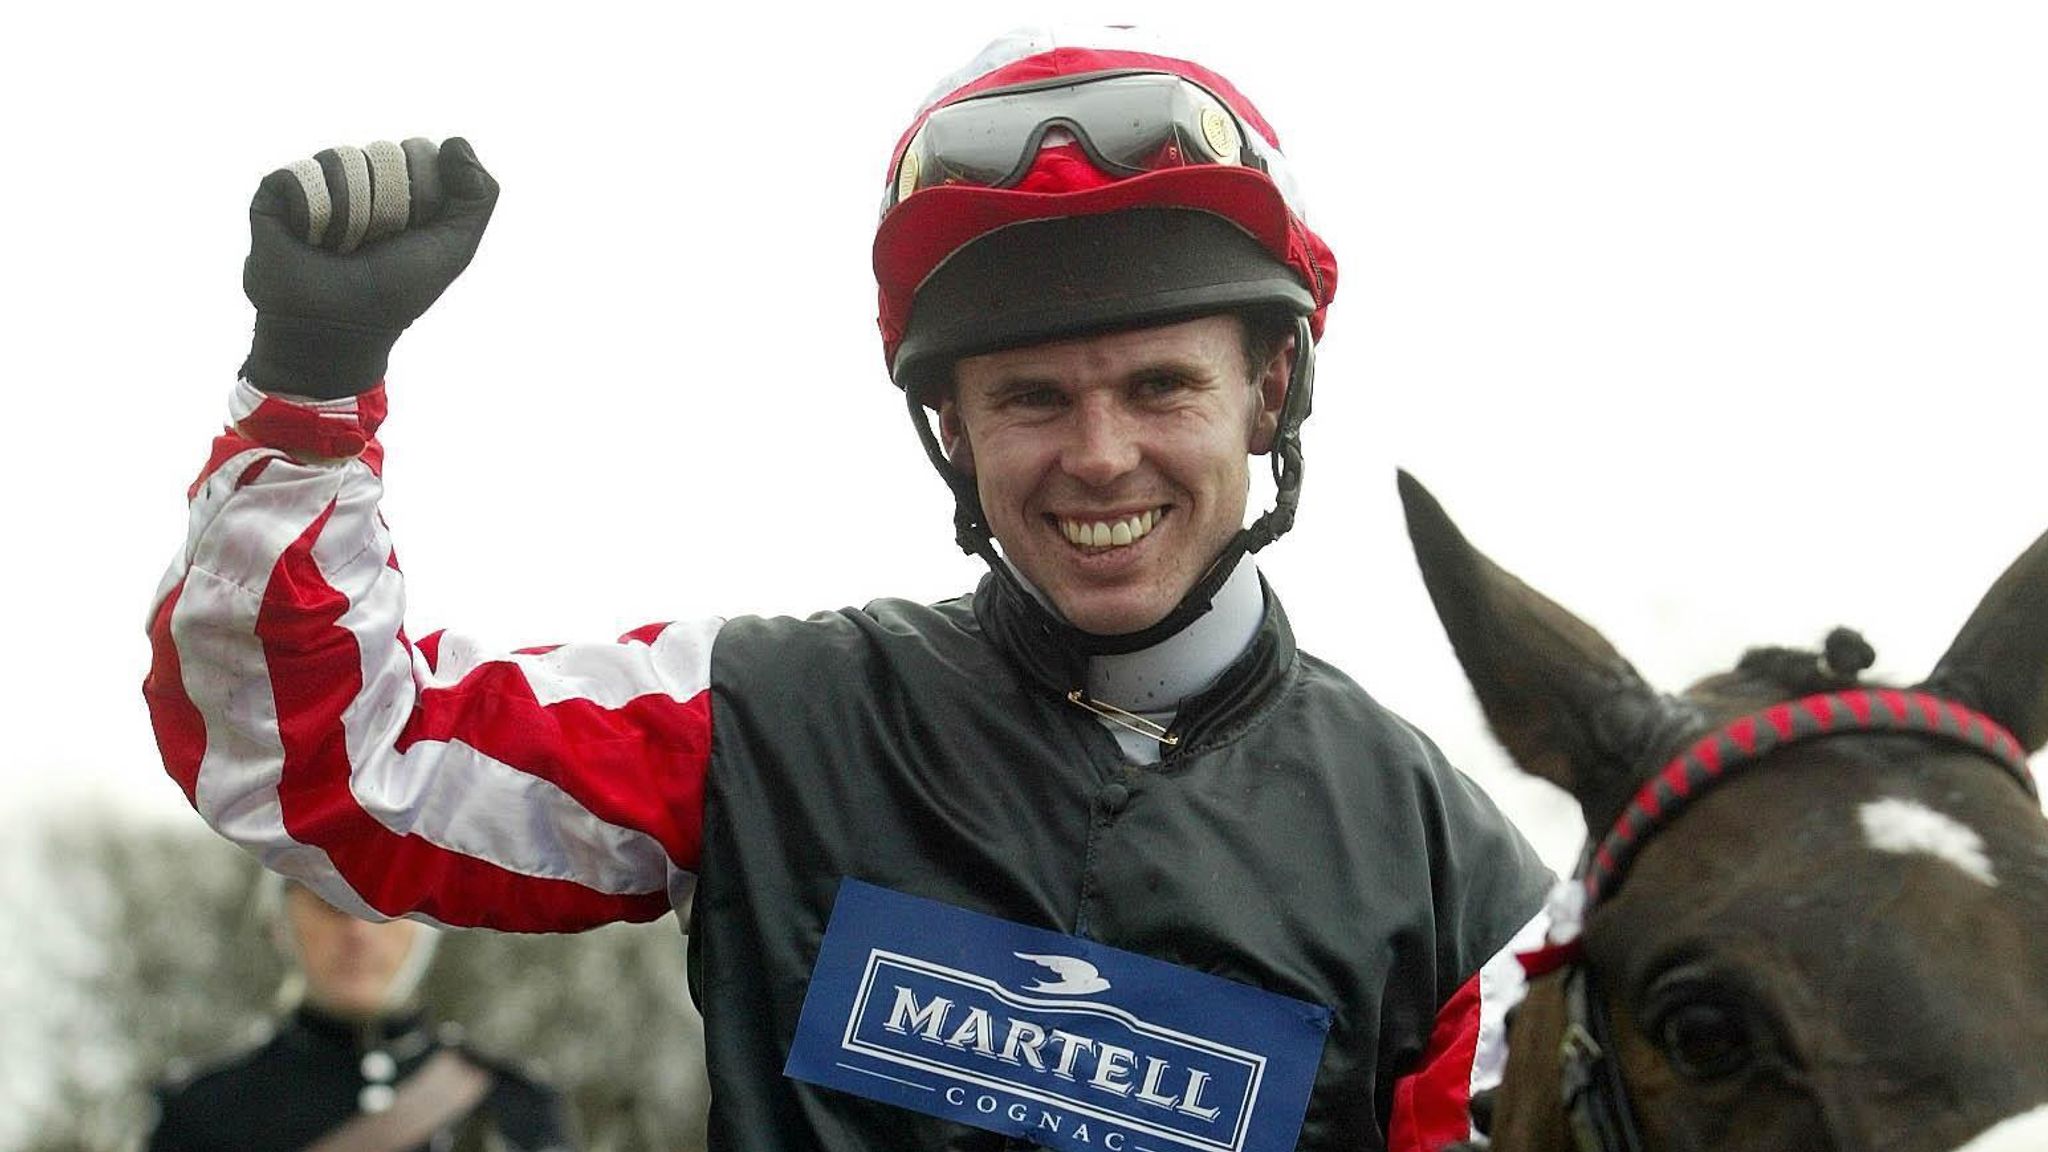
[240,136,497,399]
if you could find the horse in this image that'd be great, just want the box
[1396,472,2048,1152]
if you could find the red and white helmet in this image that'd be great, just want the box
[880,28,1339,651]
[874,26,1339,396]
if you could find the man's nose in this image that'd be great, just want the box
[1059,397,1141,486]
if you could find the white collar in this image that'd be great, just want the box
[1083,554,1265,713]
[997,553,1267,762]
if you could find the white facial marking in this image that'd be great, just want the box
[1859,797,1997,887]
[1951,1104,2048,1152]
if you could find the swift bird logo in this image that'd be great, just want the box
[1014,952,1112,995]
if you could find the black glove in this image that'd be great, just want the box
[240,137,498,399]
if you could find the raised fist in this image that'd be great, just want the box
[241,137,498,399]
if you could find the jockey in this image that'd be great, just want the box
[145,26,1550,1151]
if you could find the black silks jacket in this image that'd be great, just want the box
[687,572,1552,1151]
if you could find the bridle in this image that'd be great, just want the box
[1516,688,2039,1152]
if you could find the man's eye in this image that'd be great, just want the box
[1136,376,1188,398]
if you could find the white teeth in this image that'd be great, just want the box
[1061,510,1160,550]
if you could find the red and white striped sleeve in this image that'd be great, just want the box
[1386,908,1551,1152]
[144,382,714,932]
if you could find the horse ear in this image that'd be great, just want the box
[1399,472,1688,829]
[1920,528,2048,753]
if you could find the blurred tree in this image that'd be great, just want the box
[18,811,708,1152]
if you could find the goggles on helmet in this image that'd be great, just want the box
[886,70,1261,213]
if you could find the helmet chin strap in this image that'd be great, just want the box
[910,316,1315,658]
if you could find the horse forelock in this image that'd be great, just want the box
[1675,627,1887,729]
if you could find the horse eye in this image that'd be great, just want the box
[1654,1001,1753,1081]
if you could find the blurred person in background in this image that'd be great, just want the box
[145,875,576,1152]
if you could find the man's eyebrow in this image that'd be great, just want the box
[1125,363,1193,382]
[1124,356,1215,385]
[976,374,1063,401]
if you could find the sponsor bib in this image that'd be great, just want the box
[785,880,1330,1152]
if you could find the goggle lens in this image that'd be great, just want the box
[889,72,1254,212]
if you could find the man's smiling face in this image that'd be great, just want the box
[941,314,1290,637]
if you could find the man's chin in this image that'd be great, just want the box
[1052,595,1175,640]
[1011,555,1185,638]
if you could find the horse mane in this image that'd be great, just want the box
[1688,626,1879,709]
[1737,626,1878,694]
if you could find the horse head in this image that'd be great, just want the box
[1398,473,2048,1152]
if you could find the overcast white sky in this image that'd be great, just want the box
[5,2,2046,873]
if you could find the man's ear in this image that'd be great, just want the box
[938,396,976,478]
[1248,331,1297,456]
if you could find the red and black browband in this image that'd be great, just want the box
[1587,687,2036,908]
[1521,687,2036,980]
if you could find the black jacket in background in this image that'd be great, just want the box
[146,1005,573,1152]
